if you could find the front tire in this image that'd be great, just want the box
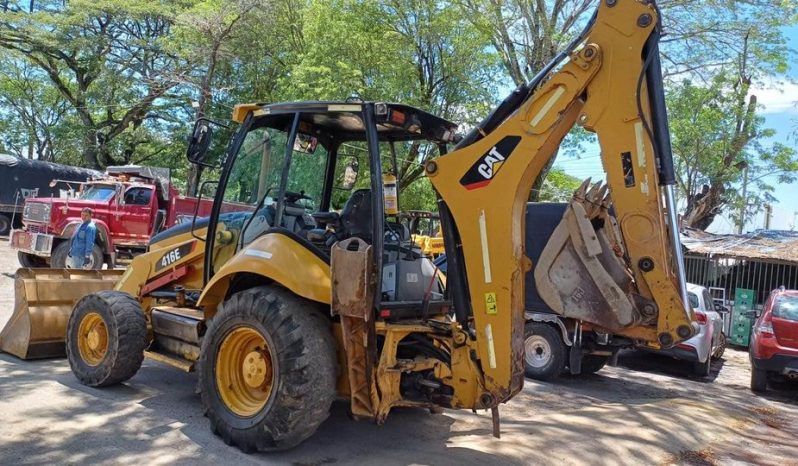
[199,286,337,453]
[66,291,148,387]
[523,322,566,381]
[51,241,103,269]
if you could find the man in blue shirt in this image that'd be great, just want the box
[68,207,97,269]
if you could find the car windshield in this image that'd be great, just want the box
[80,185,115,201]
[773,295,798,322]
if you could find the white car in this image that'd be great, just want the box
[656,283,726,376]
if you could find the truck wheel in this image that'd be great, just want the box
[523,322,566,381]
[199,286,337,453]
[66,291,148,387]
[51,241,103,269]
[18,252,47,268]
[0,214,10,236]
[579,355,609,375]
[750,368,768,393]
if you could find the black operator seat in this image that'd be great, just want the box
[307,189,373,244]
[339,189,373,242]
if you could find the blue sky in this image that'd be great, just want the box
[552,24,798,234]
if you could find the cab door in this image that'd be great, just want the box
[114,186,155,243]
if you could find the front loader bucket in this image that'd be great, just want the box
[0,268,124,359]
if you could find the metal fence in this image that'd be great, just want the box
[684,253,798,307]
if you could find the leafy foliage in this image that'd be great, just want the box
[0,0,795,222]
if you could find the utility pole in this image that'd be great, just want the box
[737,166,749,234]
[763,204,772,229]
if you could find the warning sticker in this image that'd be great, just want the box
[485,292,497,315]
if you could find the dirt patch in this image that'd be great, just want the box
[661,447,718,466]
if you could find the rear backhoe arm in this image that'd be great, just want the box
[429,0,694,401]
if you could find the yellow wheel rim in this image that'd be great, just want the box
[215,326,274,417]
[77,312,109,366]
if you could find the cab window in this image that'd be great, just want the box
[80,185,115,201]
[124,187,153,206]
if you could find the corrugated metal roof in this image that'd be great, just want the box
[681,228,798,264]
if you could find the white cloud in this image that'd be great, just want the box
[751,78,798,114]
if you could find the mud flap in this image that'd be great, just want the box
[534,181,645,332]
[0,268,123,359]
[330,238,379,418]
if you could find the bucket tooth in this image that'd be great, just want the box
[574,178,591,199]
[0,268,123,359]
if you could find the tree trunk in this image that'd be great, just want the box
[682,184,725,230]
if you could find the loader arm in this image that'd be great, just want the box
[429,0,693,401]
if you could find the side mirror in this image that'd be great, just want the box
[293,133,318,154]
[187,118,228,168]
[338,156,359,190]
[743,310,757,318]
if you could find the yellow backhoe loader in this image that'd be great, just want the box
[402,210,445,257]
[0,0,696,453]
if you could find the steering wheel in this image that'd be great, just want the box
[284,190,312,203]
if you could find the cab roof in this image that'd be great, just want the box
[232,101,459,145]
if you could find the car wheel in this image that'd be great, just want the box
[693,355,711,377]
[751,368,768,393]
[712,332,726,360]
[523,322,566,381]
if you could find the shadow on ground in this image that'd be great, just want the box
[1,347,797,465]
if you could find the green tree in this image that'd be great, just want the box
[0,0,185,168]
[671,73,798,231]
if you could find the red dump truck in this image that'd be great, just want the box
[10,165,231,268]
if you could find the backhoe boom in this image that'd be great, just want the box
[429,0,693,402]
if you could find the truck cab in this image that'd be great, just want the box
[11,166,191,268]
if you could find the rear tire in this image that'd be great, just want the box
[693,355,711,377]
[579,355,609,375]
[51,241,103,269]
[751,368,768,393]
[66,291,147,387]
[0,214,10,236]
[18,251,47,268]
[712,332,726,360]
[523,322,566,381]
[199,286,337,453]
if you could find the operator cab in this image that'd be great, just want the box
[186,101,459,315]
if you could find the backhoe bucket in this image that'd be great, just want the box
[0,268,124,359]
[534,181,654,332]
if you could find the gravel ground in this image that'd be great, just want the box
[0,239,796,465]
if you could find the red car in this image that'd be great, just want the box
[749,287,798,392]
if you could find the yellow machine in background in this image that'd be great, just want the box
[0,0,695,453]
[403,210,445,257]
